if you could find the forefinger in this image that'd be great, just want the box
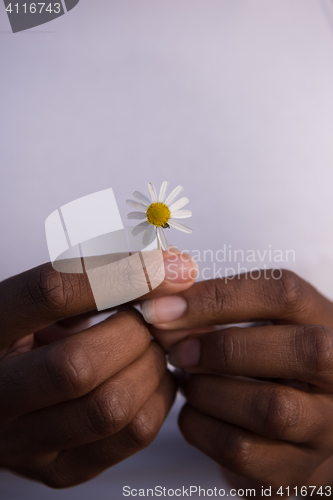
[142,270,333,331]
[0,249,197,349]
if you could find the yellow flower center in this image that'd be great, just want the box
[146,202,171,227]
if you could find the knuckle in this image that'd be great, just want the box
[207,328,242,372]
[127,408,160,449]
[26,264,77,314]
[220,430,254,473]
[300,325,333,382]
[275,269,306,315]
[198,280,232,320]
[217,329,238,370]
[261,386,302,440]
[45,340,95,398]
[116,309,151,341]
[87,383,133,437]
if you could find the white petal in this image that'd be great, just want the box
[165,185,184,206]
[143,224,155,246]
[169,219,193,234]
[158,181,169,203]
[127,211,147,220]
[157,227,168,251]
[169,197,189,211]
[126,199,147,212]
[170,210,192,219]
[132,221,149,236]
[148,182,158,203]
[133,191,150,206]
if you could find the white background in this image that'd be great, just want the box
[1,1,333,498]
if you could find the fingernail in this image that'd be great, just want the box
[168,340,201,368]
[142,295,187,324]
[164,253,198,283]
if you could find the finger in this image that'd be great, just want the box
[34,311,96,346]
[0,309,153,420]
[0,249,197,348]
[141,270,333,331]
[137,249,198,300]
[37,372,177,488]
[178,405,322,490]
[5,343,167,455]
[182,375,333,446]
[168,324,333,391]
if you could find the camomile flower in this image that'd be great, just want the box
[126,181,193,251]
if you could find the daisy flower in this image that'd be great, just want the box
[126,181,193,251]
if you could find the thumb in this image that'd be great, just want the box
[82,247,198,310]
[137,248,198,301]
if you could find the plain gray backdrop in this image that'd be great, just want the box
[1,1,333,498]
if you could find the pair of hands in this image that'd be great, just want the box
[2,250,333,494]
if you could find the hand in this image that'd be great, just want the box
[0,249,198,488]
[142,269,333,495]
